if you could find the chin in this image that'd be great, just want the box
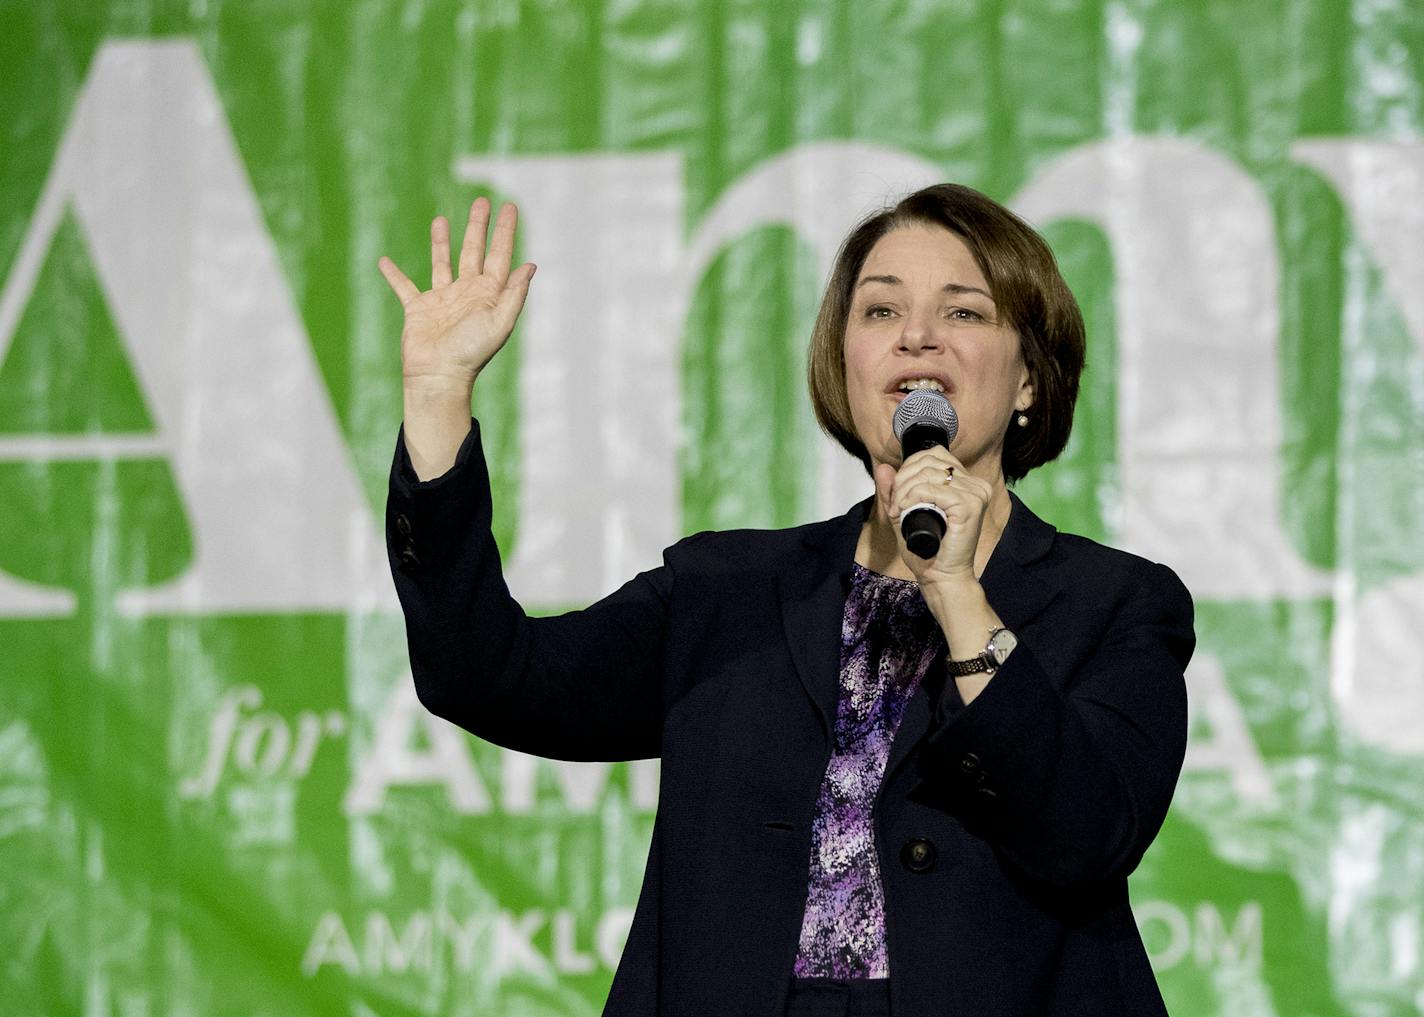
[869,442,900,471]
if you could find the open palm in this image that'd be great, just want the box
[378,197,535,386]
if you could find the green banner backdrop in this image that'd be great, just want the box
[2,1,1422,1014]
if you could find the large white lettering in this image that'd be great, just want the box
[679,142,944,520]
[344,678,492,814]
[8,42,1421,775]
[1293,140,1424,352]
[1181,653,1275,805]
[1012,138,1333,599]
[451,153,686,605]
[1291,140,1424,758]
[452,142,944,605]
[0,40,395,616]
[1329,572,1424,755]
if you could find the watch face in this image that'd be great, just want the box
[988,628,1018,665]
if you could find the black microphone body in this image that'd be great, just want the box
[891,390,959,559]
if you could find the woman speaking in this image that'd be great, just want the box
[378,184,1194,1017]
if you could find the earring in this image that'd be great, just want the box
[1015,412,1029,427]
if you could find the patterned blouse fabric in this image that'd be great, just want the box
[792,563,944,979]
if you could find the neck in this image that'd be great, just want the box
[855,461,1014,582]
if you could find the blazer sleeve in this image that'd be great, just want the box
[914,561,1194,892]
[386,419,670,762]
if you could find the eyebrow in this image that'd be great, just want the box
[856,275,994,301]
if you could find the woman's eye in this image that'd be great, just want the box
[948,307,983,321]
[865,305,894,319]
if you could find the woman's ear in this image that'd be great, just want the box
[1016,366,1034,413]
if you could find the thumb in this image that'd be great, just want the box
[501,261,536,300]
[873,462,897,518]
[494,262,537,325]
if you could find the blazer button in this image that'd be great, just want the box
[959,752,982,776]
[399,546,421,572]
[901,837,937,873]
[395,513,413,536]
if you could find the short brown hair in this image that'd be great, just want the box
[806,183,1085,482]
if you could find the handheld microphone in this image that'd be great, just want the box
[891,389,959,559]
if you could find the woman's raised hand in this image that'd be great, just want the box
[380,198,534,480]
[378,197,535,390]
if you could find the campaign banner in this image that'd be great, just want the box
[0,2,1421,1014]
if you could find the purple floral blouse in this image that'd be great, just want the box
[792,562,944,979]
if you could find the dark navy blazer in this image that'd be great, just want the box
[386,420,1194,1017]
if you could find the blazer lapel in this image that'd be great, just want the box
[975,491,1062,631]
[777,497,872,743]
[883,492,1063,783]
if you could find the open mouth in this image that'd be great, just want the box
[890,377,948,402]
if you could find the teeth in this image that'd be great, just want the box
[898,378,945,392]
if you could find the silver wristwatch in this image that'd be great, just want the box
[946,626,1018,677]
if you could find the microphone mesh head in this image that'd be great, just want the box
[892,389,959,444]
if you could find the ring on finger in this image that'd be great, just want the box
[944,465,955,483]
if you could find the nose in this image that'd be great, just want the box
[898,306,943,352]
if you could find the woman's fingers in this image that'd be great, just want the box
[888,449,987,519]
[381,200,527,314]
[458,197,491,278]
[377,256,420,306]
[407,199,517,293]
[485,202,518,285]
[494,262,537,323]
[894,450,963,498]
[430,216,453,288]
[901,446,964,475]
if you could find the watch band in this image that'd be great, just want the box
[947,626,1012,677]
[945,653,992,677]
